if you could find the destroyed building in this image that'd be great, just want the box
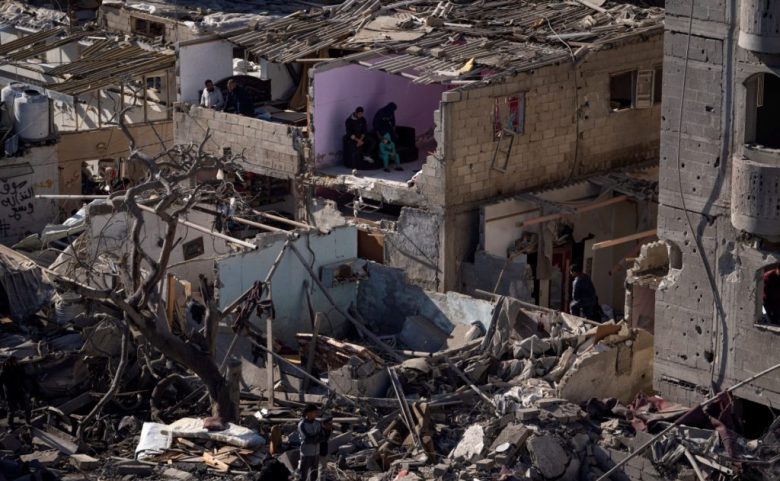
[649,0,780,413]
[0,8,176,244]
[172,0,665,297]
[4,1,780,481]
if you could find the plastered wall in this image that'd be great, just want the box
[0,145,59,245]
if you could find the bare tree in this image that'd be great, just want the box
[50,115,246,423]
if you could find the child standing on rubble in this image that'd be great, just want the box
[297,404,332,481]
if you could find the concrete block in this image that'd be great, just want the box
[442,90,462,103]
[70,454,100,470]
[449,424,485,462]
[433,463,450,477]
[490,423,531,452]
[162,468,194,481]
[527,435,569,479]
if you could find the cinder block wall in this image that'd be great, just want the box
[174,106,302,179]
[655,0,780,407]
[442,33,663,209]
[438,33,663,291]
[99,5,198,44]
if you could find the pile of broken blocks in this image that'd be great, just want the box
[2,292,780,481]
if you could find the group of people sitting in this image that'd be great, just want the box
[344,103,404,172]
[200,78,254,116]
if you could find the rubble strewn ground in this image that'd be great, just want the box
[2,281,779,481]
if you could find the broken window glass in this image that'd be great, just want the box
[493,93,525,140]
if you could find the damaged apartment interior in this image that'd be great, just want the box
[0,0,780,480]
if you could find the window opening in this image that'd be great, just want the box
[610,71,636,111]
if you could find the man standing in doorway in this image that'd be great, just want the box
[569,264,600,322]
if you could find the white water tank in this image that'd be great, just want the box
[14,89,50,142]
[0,82,29,129]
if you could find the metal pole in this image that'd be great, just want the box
[136,204,257,250]
[596,361,780,481]
[251,209,321,232]
[34,195,257,250]
[195,204,284,233]
[36,194,108,199]
[266,314,274,407]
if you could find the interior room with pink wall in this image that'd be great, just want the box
[312,64,447,167]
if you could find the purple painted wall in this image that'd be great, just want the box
[312,64,447,167]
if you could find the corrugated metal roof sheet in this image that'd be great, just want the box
[223,0,663,84]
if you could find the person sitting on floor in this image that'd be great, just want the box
[373,102,398,143]
[379,132,403,173]
[345,106,374,165]
[200,79,224,110]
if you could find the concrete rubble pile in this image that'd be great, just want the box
[1,251,779,481]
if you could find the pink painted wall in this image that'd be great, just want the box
[312,64,447,166]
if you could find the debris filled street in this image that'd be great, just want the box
[0,0,779,480]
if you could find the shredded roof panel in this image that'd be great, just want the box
[224,0,663,83]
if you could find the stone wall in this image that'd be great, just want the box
[174,106,302,179]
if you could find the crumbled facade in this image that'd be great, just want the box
[170,2,664,294]
[654,0,780,407]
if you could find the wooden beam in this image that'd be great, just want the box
[301,312,322,393]
[517,195,630,228]
[591,229,657,251]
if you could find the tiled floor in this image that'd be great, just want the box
[318,159,424,185]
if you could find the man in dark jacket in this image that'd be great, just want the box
[0,356,31,427]
[372,102,397,142]
[224,79,254,116]
[569,264,600,322]
[345,107,374,165]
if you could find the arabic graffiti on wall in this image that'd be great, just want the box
[0,179,35,222]
[0,145,59,244]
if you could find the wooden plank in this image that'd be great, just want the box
[591,229,657,251]
[302,313,322,393]
[517,195,630,228]
[202,452,230,472]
